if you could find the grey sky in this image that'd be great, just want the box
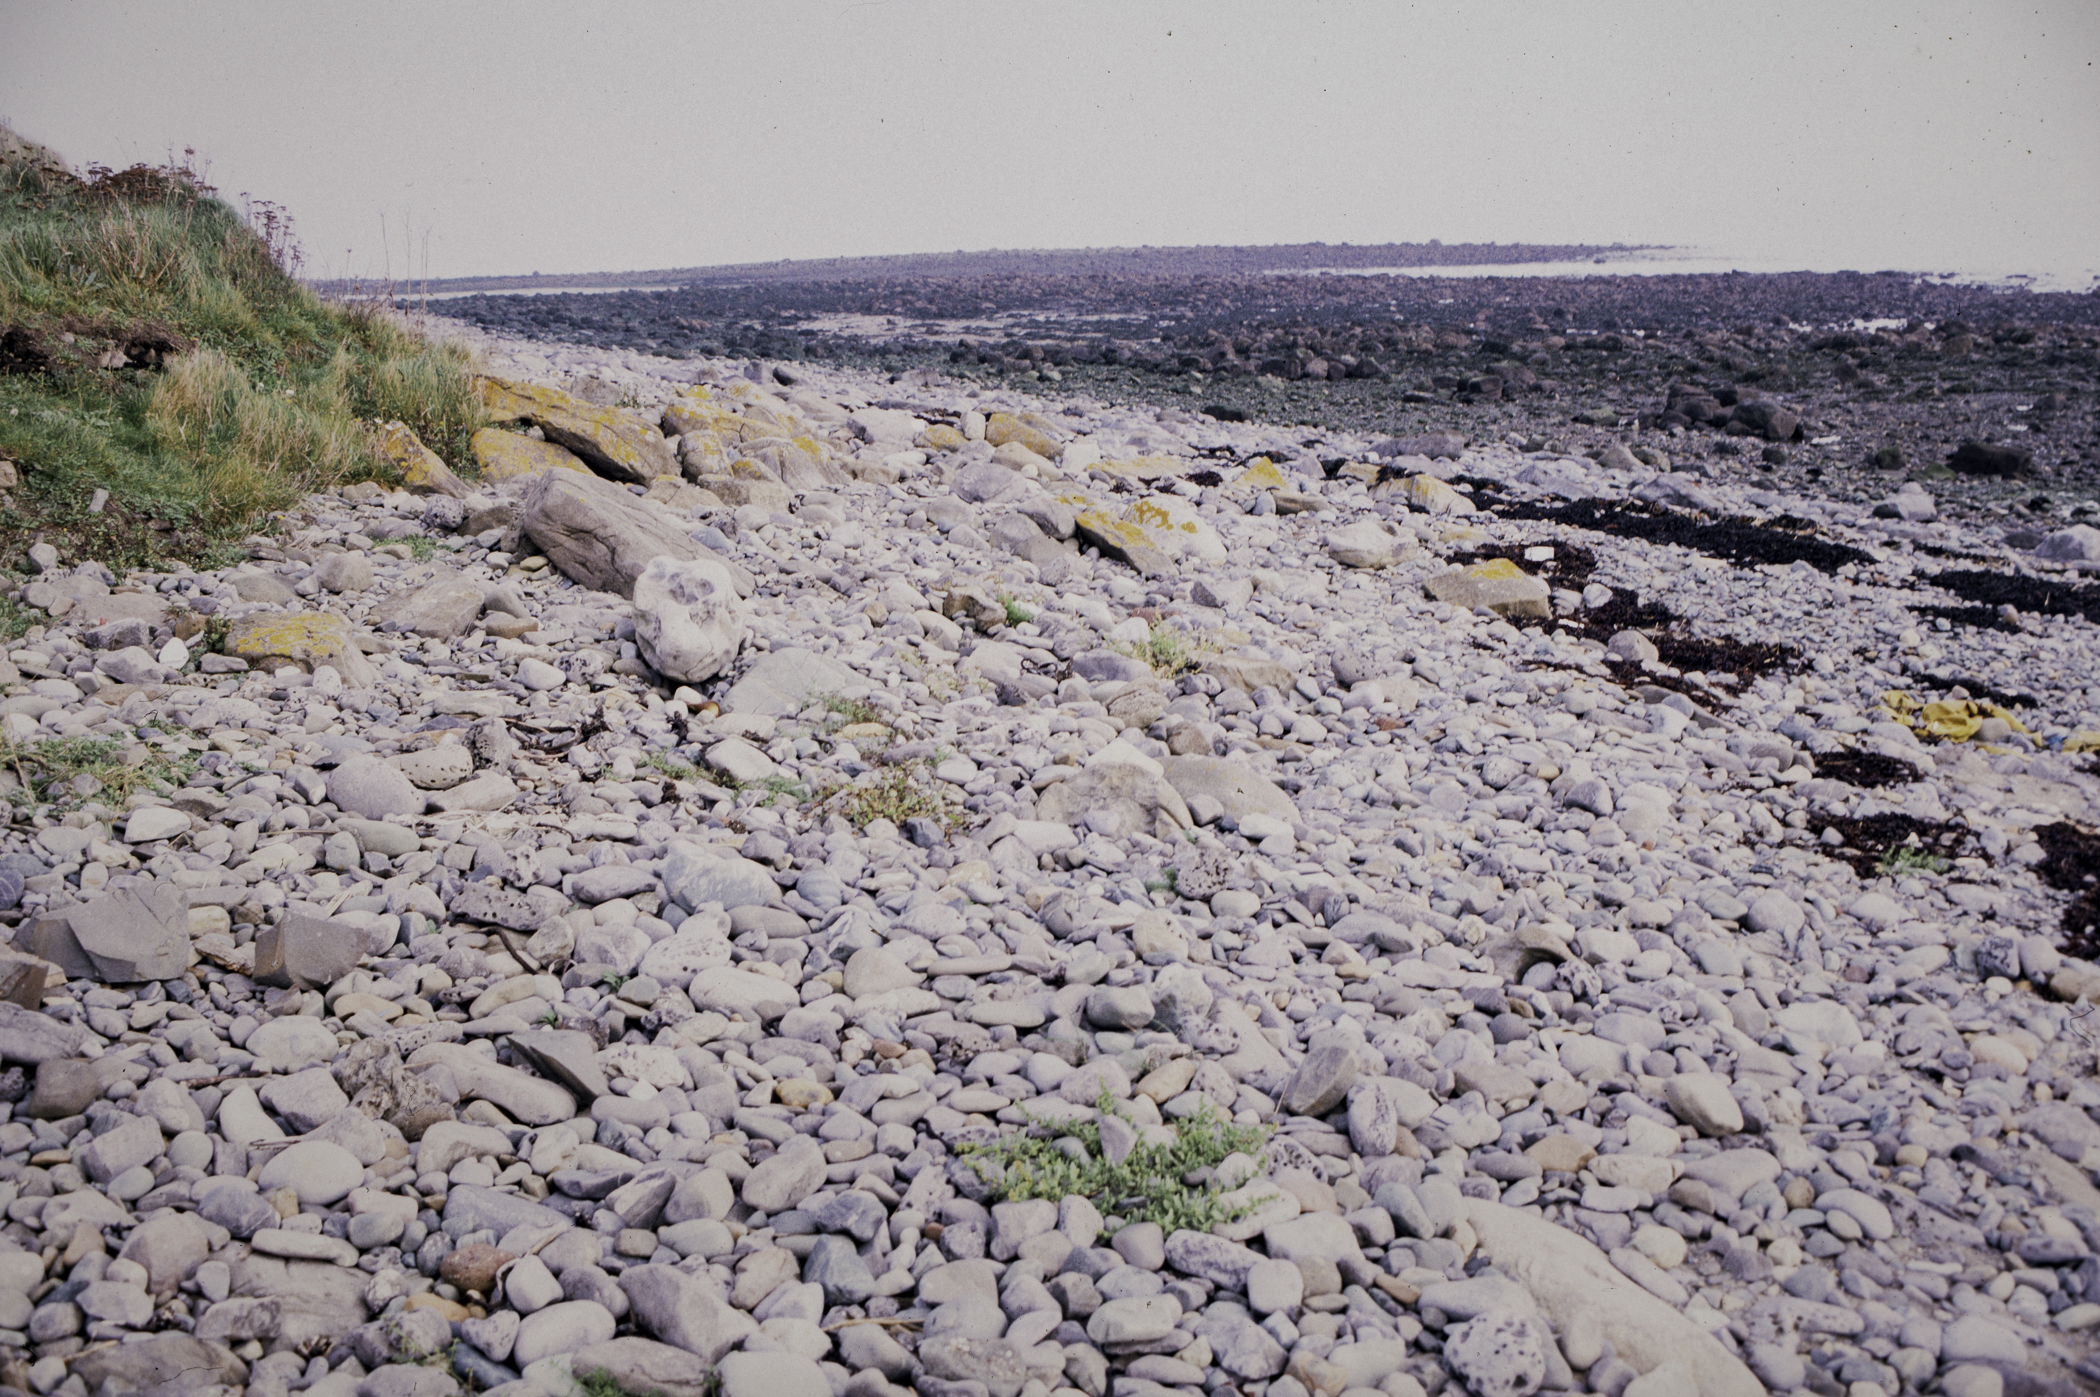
[4,1,2096,284]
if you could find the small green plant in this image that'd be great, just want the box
[403,536,445,561]
[1143,868,1181,897]
[1879,842,1947,877]
[0,585,34,642]
[643,751,697,780]
[997,590,1036,626]
[0,735,196,810]
[818,692,880,727]
[576,1370,632,1397]
[1113,621,1209,677]
[759,774,811,805]
[962,1092,1270,1234]
[595,971,629,993]
[826,763,955,832]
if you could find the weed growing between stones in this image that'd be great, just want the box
[641,751,696,781]
[962,1095,1270,1234]
[0,734,195,811]
[0,585,32,641]
[997,590,1036,626]
[816,692,880,727]
[1114,621,1210,677]
[1878,844,1949,877]
[823,764,956,832]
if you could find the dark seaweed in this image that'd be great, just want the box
[1494,497,1879,574]
[1811,750,1931,790]
[1818,813,1975,878]
[2033,822,2100,959]
[1924,570,2100,625]
[1565,586,1798,684]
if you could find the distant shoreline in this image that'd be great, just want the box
[312,241,2098,302]
[305,240,1665,298]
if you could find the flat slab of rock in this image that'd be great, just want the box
[470,426,592,484]
[518,467,717,600]
[479,376,676,484]
[1463,1198,1761,1397]
[1425,558,1551,618]
[724,648,869,716]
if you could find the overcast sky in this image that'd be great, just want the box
[4,1,2096,285]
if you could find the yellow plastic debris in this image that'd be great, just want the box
[1878,691,2031,743]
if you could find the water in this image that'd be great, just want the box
[1272,250,2100,295]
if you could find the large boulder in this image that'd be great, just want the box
[2034,524,2100,564]
[1463,1198,1761,1397]
[374,421,468,499]
[375,573,485,639]
[1160,757,1299,825]
[1326,518,1416,568]
[1074,508,1174,578]
[0,1002,88,1064]
[723,648,869,716]
[632,556,747,684]
[30,885,190,982]
[478,377,676,484]
[518,468,741,601]
[71,1335,245,1397]
[1037,761,1192,840]
[1425,560,1550,619]
[222,613,378,687]
[470,427,592,485]
[618,1265,756,1362]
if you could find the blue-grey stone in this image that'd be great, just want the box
[801,1234,874,1306]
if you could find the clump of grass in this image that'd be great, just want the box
[997,590,1036,626]
[576,1371,631,1397]
[0,123,483,569]
[1113,620,1210,677]
[643,751,697,781]
[818,692,880,727]
[0,735,197,811]
[1879,842,1947,877]
[962,1093,1270,1234]
[0,583,36,641]
[402,536,447,562]
[756,774,813,805]
[826,764,955,831]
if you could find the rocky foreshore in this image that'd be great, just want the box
[0,317,2095,1397]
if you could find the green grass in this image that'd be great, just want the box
[576,1371,633,1397]
[643,751,698,781]
[0,125,483,570]
[961,1094,1270,1234]
[402,536,448,562]
[997,590,1036,626]
[1879,843,1947,877]
[817,692,880,727]
[824,763,955,831]
[0,734,198,811]
[0,583,35,641]
[1113,621,1209,677]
